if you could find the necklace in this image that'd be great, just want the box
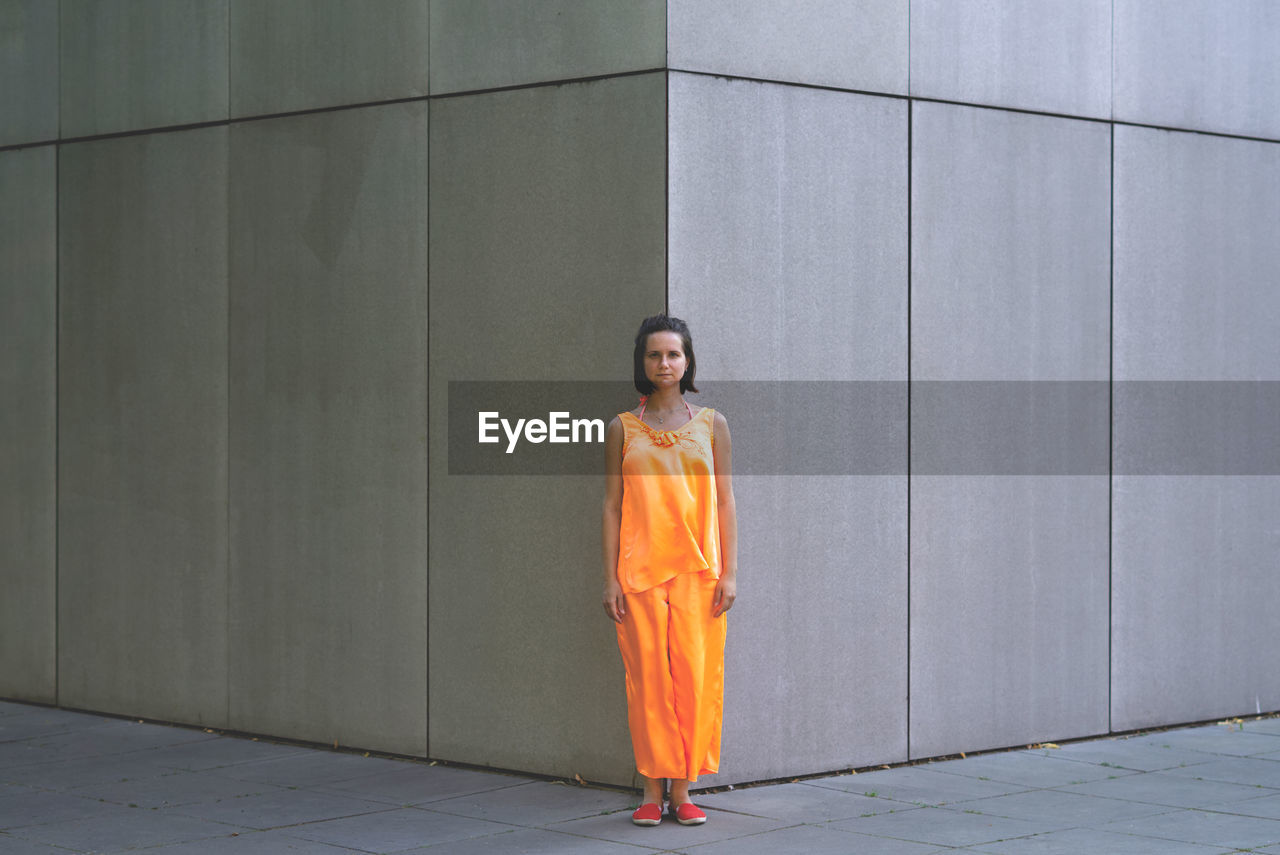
[639,397,693,425]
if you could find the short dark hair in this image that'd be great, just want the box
[633,314,698,395]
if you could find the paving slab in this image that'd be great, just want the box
[149,736,311,771]
[679,821,948,854]
[969,826,1226,854]
[317,763,527,807]
[928,750,1136,788]
[1160,756,1280,789]
[280,806,518,851]
[1124,726,1280,758]
[1025,739,1217,772]
[426,780,633,826]
[19,721,217,758]
[1059,770,1277,809]
[170,787,392,831]
[1225,794,1280,821]
[692,781,894,822]
[0,833,80,854]
[60,768,279,810]
[0,787,122,830]
[830,804,1050,848]
[205,749,411,787]
[1098,807,1280,850]
[5,753,178,791]
[1242,719,1280,736]
[954,787,1175,826]
[7,806,246,853]
[144,828,361,853]
[808,765,1034,806]
[548,805,788,849]
[408,826,668,854]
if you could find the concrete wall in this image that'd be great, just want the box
[0,0,1277,788]
[0,146,56,702]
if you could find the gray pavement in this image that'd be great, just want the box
[3,700,1280,854]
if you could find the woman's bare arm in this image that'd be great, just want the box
[602,416,626,622]
[712,411,737,617]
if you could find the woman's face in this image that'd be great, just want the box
[644,331,687,391]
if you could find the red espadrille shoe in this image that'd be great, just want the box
[631,802,662,826]
[671,802,706,825]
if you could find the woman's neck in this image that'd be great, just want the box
[645,389,685,412]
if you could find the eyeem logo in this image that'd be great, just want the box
[478,411,606,454]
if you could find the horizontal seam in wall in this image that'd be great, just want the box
[6,68,1280,152]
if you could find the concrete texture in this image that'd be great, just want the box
[1112,125,1280,731]
[668,74,908,383]
[0,0,58,146]
[56,127,229,725]
[427,73,665,784]
[666,73,909,781]
[909,102,1111,758]
[909,476,1111,758]
[910,0,1111,119]
[1111,475,1280,731]
[0,146,56,703]
[430,0,664,95]
[229,0,430,118]
[1113,126,1280,382]
[713,476,908,783]
[5,700,1280,853]
[228,102,428,757]
[668,0,908,95]
[59,0,228,138]
[1115,0,1280,140]
[911,103,1111,382]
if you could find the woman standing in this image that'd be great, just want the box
[602,313,738,826]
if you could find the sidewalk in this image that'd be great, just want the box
[2,699,1279,854]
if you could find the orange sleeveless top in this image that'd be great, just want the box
[616,403,721,594]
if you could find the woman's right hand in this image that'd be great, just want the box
[602,577,627,624]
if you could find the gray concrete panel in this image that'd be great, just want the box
[668,0,907,95]
[1114,126,1280,381]
[668,74,908,382]
[0,0,58,146]
[0,146,56,702]
[428,74,665,783]
[710,476,908,784]
[909,102,1110,758]
[1115,0,1280,140]
[229,0,429,118]
[911,102,1111,382]
[60,0,229,138]
[228,102,429,757]
[59,0,228,138]
[667,74,909,780]
[57,127,228,724]
[1112,124,1280,731]
[910,0,1110,119]
[1112,493,1277,704]
[909,476,1110,758]
[430,0,664,95]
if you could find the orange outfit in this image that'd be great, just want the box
[614,403,726,781]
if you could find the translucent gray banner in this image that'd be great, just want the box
[446,381,1280,476]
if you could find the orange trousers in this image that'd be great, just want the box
[614,569,727,781]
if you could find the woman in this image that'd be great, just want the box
[602,313,738,827]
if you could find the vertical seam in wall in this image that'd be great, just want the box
[1107,121,1115,733]
[53,0,62,709]
[905,97,912,760]
[225,133,232,731]
[1108,0,1115,734]
[425,51,432,756]
[224,0,232,732]
[664,69,670,315]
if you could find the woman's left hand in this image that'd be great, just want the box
[712,574,736,617]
